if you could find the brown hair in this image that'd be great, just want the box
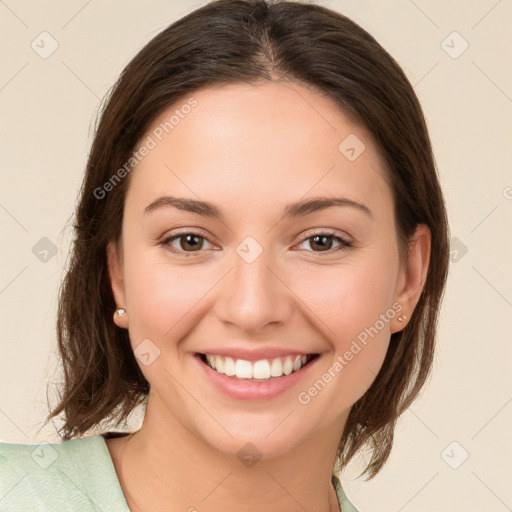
[44,0,450,479]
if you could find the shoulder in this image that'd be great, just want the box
[0,435,130,512]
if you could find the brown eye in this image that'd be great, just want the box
[161,232,215,256]
[176,234,204,251]
[297,232,353,254]
[309,234,335,251]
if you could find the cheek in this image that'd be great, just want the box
[293,252,398,341]
[292,254,398,409]
[123,251,217,345]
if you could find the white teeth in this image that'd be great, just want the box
[215,355,224,374]
[282,357,293,375]
[270,358,283,377]
[203,353,312,380]
[235,359,253,379]
[224,356,236,376]
[252,360,271,379]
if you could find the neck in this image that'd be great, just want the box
[107,392,347,512]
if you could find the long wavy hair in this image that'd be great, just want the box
[44,0,450,479]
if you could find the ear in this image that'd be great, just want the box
[107,240,127,328]
[391,224,431,334]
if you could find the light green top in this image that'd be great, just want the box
[0,434,359,511]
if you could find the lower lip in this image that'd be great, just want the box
[195,354,319,401]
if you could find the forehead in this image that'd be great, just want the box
[126,81,393,221]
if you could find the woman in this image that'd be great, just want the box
[0,0,449,510]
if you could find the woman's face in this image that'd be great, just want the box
[108,81,422,458]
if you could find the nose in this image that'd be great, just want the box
[213,243,294,334]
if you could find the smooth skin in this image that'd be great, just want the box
[106,80,430,512]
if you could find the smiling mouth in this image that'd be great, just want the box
[197,353,319,381]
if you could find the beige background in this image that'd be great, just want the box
[1,1,511,511]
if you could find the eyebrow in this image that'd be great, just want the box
[144,195,373,219]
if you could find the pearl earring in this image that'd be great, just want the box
[113,308,127,323]
[397,314,407,322]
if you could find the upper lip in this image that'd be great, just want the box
[197,347,318,362]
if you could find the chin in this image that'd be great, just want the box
[191,409,319,463]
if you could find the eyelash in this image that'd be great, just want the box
[159,230,353,257]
